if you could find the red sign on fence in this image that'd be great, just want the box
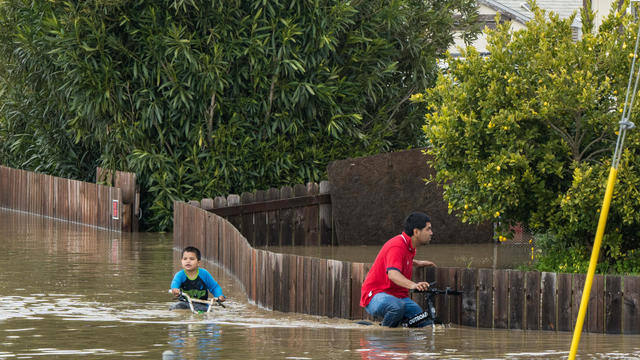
[112,199,119,220]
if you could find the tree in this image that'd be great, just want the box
[420,1,640,273]
[0,0,479,231]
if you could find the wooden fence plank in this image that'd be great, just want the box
[460,268,477,327]
[525,271,541,330]
[200,198,214,211]
[0,167,6,208]
[193,209,204,259]
[30,172,40,214]
[240,192,255,246]
[541,272,557,331]
[266,188,280,246]
[509,270,524,330]
[304,182,319,246]
[259,250,267,308]
[328,260,341,318]
[296,256,304,313]
[57,177,69,221]
[411,267,427,310]
[250,249,257,303]
[19,170,27,211]
[605,275,623,334]
[275,252,285,312]
[477,268,493,329]
[304,257,313,314]
[279,186,294,246]
[277,253,289,312]
[226,194,241,232]
[293,184,307,246]
[209,214,219,261]
[557,273,573,332]
[623,276,640,334]
[265,251,274,310]
[493,270,509,329]
[311,257,319,315]
[588,274,604,333]
[254,190,267,247]
[70,180,80,223]
[319,259,329,317]
[350,262,364,320]
[287,254,297,313]
[88,183,98,226]
[341,261,352,319]
[218,218,227,270]
[572,274,586,331]
[172,202,181,249]
[435,267,458,324]
[97,185,107,229]
[319,181,332,246]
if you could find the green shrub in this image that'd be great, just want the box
[0,0,479,231]
[419,1,640,273]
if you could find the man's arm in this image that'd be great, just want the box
[387,269,430,291]
[413,259,436,267]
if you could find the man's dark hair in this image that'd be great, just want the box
[403,212,431,236]
[182,246,201,261]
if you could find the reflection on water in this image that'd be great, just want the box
[0,208,639,359]
[259,243,531,269]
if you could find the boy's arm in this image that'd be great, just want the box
[200,269,225,299]
[170,271,185,296]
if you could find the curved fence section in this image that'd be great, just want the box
[0,166,130,231]
[174,201,640,333]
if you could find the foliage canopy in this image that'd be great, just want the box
[0,0,479,231]
[420,2,640,273]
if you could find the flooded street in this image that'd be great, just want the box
[1,208,639,359]
[260,242,532,269]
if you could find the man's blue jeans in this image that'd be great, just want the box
[364,292,427,327]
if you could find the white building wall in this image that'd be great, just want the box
[449,0,617,57]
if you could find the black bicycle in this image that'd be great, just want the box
[358,282,462,327]
[402,283,462,327]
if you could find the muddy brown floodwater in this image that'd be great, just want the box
[0,208,639,359]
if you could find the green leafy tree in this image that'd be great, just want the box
[0,0,479,231]
[420,1,640,273]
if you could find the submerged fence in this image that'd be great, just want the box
[195,181,332,247]
[175,201,640,334]
[0,166,136,232]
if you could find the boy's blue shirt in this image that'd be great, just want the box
[171,268,224,299]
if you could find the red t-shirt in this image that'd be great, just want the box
[360,232,416,307]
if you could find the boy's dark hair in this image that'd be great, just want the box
[403,212,431,236]
[182,246,201,261]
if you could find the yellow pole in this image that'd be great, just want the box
[567,166,618,360]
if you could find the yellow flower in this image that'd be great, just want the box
[494,211,500,217]
[409,93,424,102]
[496,165,501,171]
[464,204,469,210]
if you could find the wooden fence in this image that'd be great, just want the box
[0,165,135,232]
[96,167,139,232]
[174,201,640,334]
[198,181,333,247]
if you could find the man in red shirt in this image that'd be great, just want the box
[360,212,436,327]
